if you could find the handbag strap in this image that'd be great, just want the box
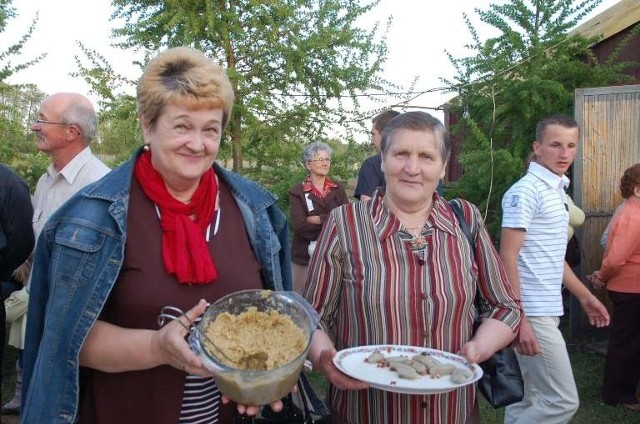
[449,199,483,313]
[449,199,475,247]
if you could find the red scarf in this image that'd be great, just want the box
[134,151,218,284]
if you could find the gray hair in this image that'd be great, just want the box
[60,100,98,143]
[380,111,450,164]
[301,142,333,164]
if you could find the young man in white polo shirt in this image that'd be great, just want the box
[500,114,610,424]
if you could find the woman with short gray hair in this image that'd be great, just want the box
[289,142,349,293]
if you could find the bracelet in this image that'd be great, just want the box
[303,359,313,373]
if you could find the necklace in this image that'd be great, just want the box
[154,205,220,241]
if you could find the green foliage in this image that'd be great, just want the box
[0,2,45,82]
[9,151,49,190]
[239,120,370,215]
[0,83,48,190]
[443,0,636,238]
[0,1,49,191]
[0,0,16,32]
[85,0,403,172]
[71,43,143,162]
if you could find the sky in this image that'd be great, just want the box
[1,0,622,123]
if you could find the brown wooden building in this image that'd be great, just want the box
[574,0,640,82]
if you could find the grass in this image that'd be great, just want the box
[475,345,638,423]
[3,328,638,423]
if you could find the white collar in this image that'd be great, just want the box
[528,162,569,190]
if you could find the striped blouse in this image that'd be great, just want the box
[305,192,521,424]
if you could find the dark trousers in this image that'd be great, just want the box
[1,300,4,383]
[601,290,640,405]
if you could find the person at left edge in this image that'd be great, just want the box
[3,92,111,416]
[21,47,293,424]
[0,164,34,384]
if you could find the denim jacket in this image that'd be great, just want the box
[21,150,292,423]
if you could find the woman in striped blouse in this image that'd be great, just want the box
[305,111,522,424]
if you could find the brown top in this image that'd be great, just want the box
[288,181,349,265]
[78,176,263,424]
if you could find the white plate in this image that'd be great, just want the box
[333,345,482,395]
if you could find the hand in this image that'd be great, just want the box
[12,259,32,283]
[152,299,211,376]
[306,215,322,225]
[587,272,606,290]
[579,294,610,328]
[458,340,483,364]
[222,396,284,417]
[515,317,541,356]
[315,349,369,390]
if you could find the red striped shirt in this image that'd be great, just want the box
[305,192,521,423]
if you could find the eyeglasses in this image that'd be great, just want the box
[32,119,69,127]
[309,158,331,164]
[32,119,81,136]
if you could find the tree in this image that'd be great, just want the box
[71,43,142,167]
[104,0,397,172]
[0,1,45,82]
[442,0,635,236]
[0,0,47,190]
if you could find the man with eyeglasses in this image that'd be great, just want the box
[2,92,110,416]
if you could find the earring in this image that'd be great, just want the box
[143,143,150,152]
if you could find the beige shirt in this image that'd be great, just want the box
[32,146,111,240]
[566,195,585,239]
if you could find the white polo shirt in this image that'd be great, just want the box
[501,162,569,316]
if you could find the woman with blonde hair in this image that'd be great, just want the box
[22,47,293,423]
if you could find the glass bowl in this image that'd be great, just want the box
[189,289,320,405]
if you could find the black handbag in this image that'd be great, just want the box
[233,372,328,424]
[233,393,314,424]
[565,234,581,268]
[473,333,524,408]
[450,199,525,409]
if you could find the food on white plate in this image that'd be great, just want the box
[428,363,456,378]
[363,349,474,382]
[450,367,475,384]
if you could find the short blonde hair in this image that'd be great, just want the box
[136,47,234,128]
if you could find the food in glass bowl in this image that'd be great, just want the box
[189,289,320,405]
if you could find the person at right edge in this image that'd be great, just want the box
[588,163,640,412]
[500,114,610,424]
